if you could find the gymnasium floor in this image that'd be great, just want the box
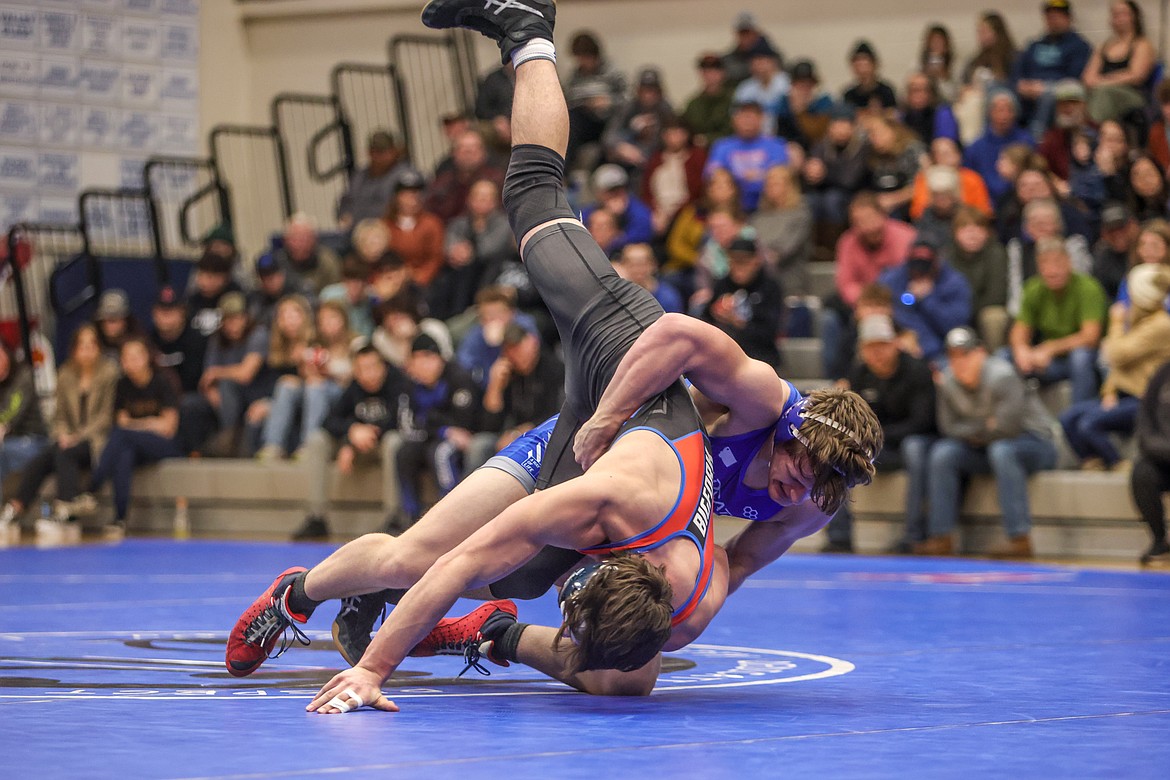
[1,540,1167,779]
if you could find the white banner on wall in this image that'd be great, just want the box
[0,0,199,230]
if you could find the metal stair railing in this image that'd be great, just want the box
[144,156,230,261]
[209,124,292,263]
[272,93,350,228]
[390,32,480,175]
[331,62,409,172]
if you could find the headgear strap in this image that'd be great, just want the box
[775,397,875,467]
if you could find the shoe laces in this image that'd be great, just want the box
[457,641,492,678]
[242,592,310,660]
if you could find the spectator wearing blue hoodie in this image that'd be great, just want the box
[454,286,539,389]
[880,239,974,366]
[1012,0,1093,139]
[705,99,789,213]
[962,89,1034,203]
[578,164,655,253]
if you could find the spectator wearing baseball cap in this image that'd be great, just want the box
[93,289,145,361]
[150,286,204,396]
[384,168,445,307]
[395,331,484,528]
[1035,79,1090,181]
[705,99,789,213]
[247,253,296,328]
[822,313,938,553]
[802,104,870,246]
[602,66,675,179]
[193,291,270,456]
[775,59,836,151]
[337,129,409,231]
[701,233,783,366]
[579,164,655,255]
[841,40,897,117]
[916,325,1059,559]
[913,164,964,249]
[722,10,782,87]
[1091,203,1139,300]
[879,239,974,366]
[1013,0,1093,140]
[681,53,734,144]
[908,138,994,224]
[187,249,243,340]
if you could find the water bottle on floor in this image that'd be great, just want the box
[174,496,190,540]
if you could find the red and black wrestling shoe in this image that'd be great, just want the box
[410,599,517,676]
[224,566,310,677]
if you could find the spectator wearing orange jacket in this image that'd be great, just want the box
[909,137,992,220]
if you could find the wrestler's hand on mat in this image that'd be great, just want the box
[307,666,398,715]
[573,413,623,470]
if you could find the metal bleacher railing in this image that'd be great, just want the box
[2,30,479,371]
[391,33,481,176]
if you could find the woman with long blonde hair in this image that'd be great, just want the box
[251,295,315,458]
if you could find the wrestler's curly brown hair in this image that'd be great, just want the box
[555,555,674,674]
[788,387,883,514]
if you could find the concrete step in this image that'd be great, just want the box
[57,457,1156,561]
[807,261,836,301]
[780,336,823,379]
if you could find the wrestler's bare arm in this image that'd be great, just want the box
[722,502,830,595]
[575,314,791,468]
[363,477,618,679]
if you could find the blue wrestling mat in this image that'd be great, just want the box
[2,540,1168,779]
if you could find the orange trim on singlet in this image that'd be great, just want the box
[578,430,715,627]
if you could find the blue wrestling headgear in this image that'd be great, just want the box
[774,393,876,469]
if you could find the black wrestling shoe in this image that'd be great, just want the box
[422,0,556,64]
[331,592,389,667]
[291,515,329,541]
[1139,539,1170,567]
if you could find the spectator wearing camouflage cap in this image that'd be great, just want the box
[92,289,145,361]
[337,129,410,231]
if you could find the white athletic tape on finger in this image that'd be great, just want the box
[342,688,364,709]
[326,696,352,713]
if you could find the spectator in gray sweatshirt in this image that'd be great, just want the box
[914,327,1058,559]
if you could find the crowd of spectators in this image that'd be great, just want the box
[3,1,1170,566]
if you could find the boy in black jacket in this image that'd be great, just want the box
[701,235,783,366]
[395,333,484,528]
[1131,360,1170,566]
[823,314,937,552]
[294,346,408,540]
